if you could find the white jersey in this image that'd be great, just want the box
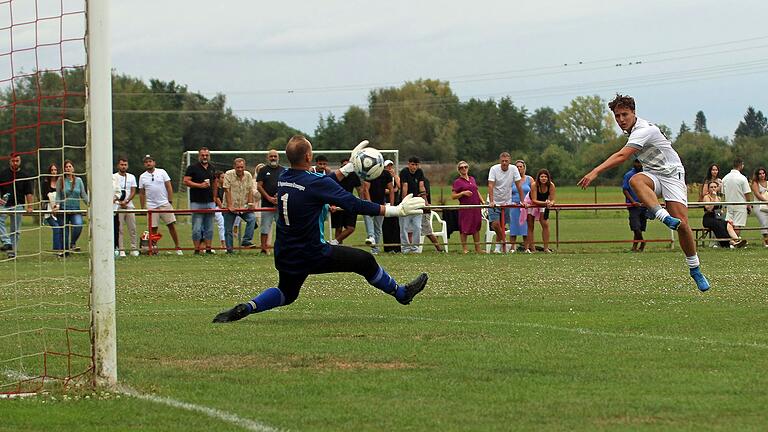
[488,164,521,204]
[722,169,751,203]
[624,117,683,177]
[113,172,137,209]
[138,168,171,208]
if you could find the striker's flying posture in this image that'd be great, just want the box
[578,94,710,292]
[213,136,429,323]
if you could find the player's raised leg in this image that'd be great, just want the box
[629,174,709,291]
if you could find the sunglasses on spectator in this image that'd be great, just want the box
[458,165,469,169]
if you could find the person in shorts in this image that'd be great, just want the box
[622,159,647,252]
[487,152,525,253]
[138,155,183,255]
[579,94,710,292]
[256,149,286,254]
[721,158,753,235]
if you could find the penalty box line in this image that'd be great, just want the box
[117,385,282,432]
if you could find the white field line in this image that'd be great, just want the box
[2,369,281,431]
[117,385,282,432]
[120,306,768,351]
[302,311,768,351]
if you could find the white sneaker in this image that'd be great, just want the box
[365,237,375,246]
[329,239,339,245]
[119,251,126,258]
[494,245,502,254]
[176,249,184,255]
[130,250,140,257]
[114,249,119,257]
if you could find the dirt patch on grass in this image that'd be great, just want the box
[140,354,419,372]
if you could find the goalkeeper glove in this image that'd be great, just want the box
[385,194,425,217]
[339,140,369,177]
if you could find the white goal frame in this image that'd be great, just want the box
[87,0,117,387]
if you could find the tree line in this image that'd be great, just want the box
[2,71,767,185]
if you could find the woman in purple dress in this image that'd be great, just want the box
[451,161,485,253]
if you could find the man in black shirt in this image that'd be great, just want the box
[398,157,426,253]
[183,147,217,254]
[363,164,394,253]
[330,157,364,244]
[0,154,35,258]
[256,149,286,254]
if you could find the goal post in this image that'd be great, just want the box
[86,0,117,387]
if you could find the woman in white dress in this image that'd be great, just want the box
[750,167,768,247]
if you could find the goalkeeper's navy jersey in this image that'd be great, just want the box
[274,168,381,273]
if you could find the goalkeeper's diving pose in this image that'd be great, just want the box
[213,135,428,323]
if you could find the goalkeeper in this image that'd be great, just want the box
[213,135,428,323]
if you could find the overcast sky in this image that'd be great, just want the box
[110,0,768,140]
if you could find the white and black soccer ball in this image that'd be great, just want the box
[352,147,385,180]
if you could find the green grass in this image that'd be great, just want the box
[3,215,768,430]
[3,196,768,431]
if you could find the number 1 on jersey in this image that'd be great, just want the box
[281,193,290,225]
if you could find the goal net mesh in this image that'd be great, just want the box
[0,0,91,395]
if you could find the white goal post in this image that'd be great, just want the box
[87,0,117,387]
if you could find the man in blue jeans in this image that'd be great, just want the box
[222,158,257,253]
[183,147,217,254]
[0,154,34,259]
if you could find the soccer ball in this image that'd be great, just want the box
[352,147,385,180]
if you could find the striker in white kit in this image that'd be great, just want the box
[624,117,688,205]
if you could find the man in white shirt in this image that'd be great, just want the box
[579,94,709,292]
[487,152,524,253]
[721,158,753,234]
[113,157,139,257]
[138,155,183,255]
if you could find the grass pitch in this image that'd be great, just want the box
[3,241,768,431]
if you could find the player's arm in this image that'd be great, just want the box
[401,178,409,197]
[361,182,371,201]
[388,181,395,205]
[487,180,496,206]
[25,193,34,212]
[622,189,637,205]
[316,177,422,217]
[165,180,174,205]
[514,178,524,205]
[139,184,146,209]
[225,188,234,212]
[547,183,556,207]
[578,146,638,189]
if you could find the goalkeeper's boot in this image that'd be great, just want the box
[662,215,681,231]
[690,267,710,292]
[212,303,250,323]
[397,273,428,305]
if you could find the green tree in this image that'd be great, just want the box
[678,122,691,138]
[734,106,768,138]
[674,132,731,182]
[368,79,459,161]
[556,95,615,153]
[529,107,568,155]
[342,106,372,145]
[693,111,709,133]
[313,113,347,150]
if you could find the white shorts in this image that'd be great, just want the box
[637,170,687,205]
[726,207,748,227]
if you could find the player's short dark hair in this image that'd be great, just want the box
[733,158,744,168]
[408,156,420,164]
[315,155,328,163]
[117,156,128,163]
[286,135,311,165]
[608,94,636,112]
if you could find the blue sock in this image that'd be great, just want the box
[246,287,285,313]
[367,266,403,297]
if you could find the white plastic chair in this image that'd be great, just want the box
[484,214,511,253]
[418,211,448,253]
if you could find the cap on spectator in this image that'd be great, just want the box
[384,159,394,166]
[143,154,154,162]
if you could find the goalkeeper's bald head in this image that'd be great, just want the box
[286,135,312,168]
